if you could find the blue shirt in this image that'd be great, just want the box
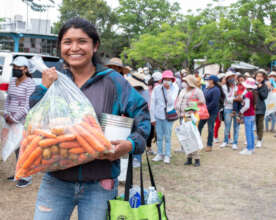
[204,86,221,115]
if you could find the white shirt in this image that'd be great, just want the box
[150,83,179,122]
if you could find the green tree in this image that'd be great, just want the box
[116,0,181,39]
[53,0,127,58]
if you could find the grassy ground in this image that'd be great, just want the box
[1,124,276,220]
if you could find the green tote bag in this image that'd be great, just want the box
[107,153,168,220]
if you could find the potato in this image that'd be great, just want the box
[60,148,68,158]
[51,145,59,155]
[42,148,52,160]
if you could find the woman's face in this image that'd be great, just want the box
[238,77,245,84]
[256,73,264,83]
[60,28,97,68]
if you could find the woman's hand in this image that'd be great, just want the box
[5,115,14,124]
[42,67,58,88]
[98,140,133,161]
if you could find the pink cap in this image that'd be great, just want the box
[162,70,175,82]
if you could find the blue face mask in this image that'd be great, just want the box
[163,80,172,87]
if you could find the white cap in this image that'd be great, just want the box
[11,56,30,69]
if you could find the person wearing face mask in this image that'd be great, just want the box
[4,56,36,188]
[198,75,224,152]
[220,72,240,150]
[175,75,205,166]
[150,70,179,164]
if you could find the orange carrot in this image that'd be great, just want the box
[15,168,27,180]
[33,155,42,166]
[17,136,41,166]
[69,127,96,156]
[56,134,76,142]
[60,141,81,149]
[27,135,37,142]
[69,148,86,154]
[86,115,102,130]
[22,147,42,169]
[51,128,65,136]
[80,121,111,150]
[75,125,105,153]
[39,138,59,148]
[33,129,56,138]
[21,137,29,151]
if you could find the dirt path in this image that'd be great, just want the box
[1,125,276,220]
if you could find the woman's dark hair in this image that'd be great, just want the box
[26,71,32,78]
[57,17,102,66]
[214,81,225,108]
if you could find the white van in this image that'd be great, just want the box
[0,52,60,115]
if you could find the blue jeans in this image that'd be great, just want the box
[34,174,118,220]
[156,119,173,157]
[244,116,255,151]
[265,113,276,131]
[198,112,217,147]
[223,109,240,144]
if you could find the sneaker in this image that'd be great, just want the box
[220,142,228,148]
[7,176,16,182]
[239,149,253,155]
[163,156,170,164]
[232,144,238,150]
[214,138,219,143]
[16,179,32,188]
[152,154,163,162]
[256,140,262,148]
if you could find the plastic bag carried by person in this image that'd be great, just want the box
[265,89,276,117]
[175,121,203,155]
[15,56,113,179]
[1,122,24,161]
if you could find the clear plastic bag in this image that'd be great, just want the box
[175,121,203,155]
[1,122,24,161]
[15,56,113,179]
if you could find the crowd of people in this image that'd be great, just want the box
[114,63,276,166]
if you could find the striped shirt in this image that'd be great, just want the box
[4,77,36,123]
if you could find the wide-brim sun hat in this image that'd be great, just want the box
[125,75,147,89]
[106,57,129,73]
[217,73,226,79]
[162,70,176,82]
[242,78,257,89]
[256,69,267,75]
[11,56,30,69]
[182,75,198,88]
[269,71,276,77]
[225,71,236,79]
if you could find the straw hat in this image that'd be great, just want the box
[125,75,147,89]
[242,78,257,89]
[106,57,129,73]
[256,69,267,75]
[182,75,198,88]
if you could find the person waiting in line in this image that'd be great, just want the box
[198,75,224,152]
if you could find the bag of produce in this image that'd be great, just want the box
[15,56,113,179]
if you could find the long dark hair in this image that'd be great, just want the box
[214,81,225,109]
[57,17,102,66]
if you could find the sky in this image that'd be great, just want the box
[0,0,237,25]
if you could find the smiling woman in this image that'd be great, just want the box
[29,17,151,220]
